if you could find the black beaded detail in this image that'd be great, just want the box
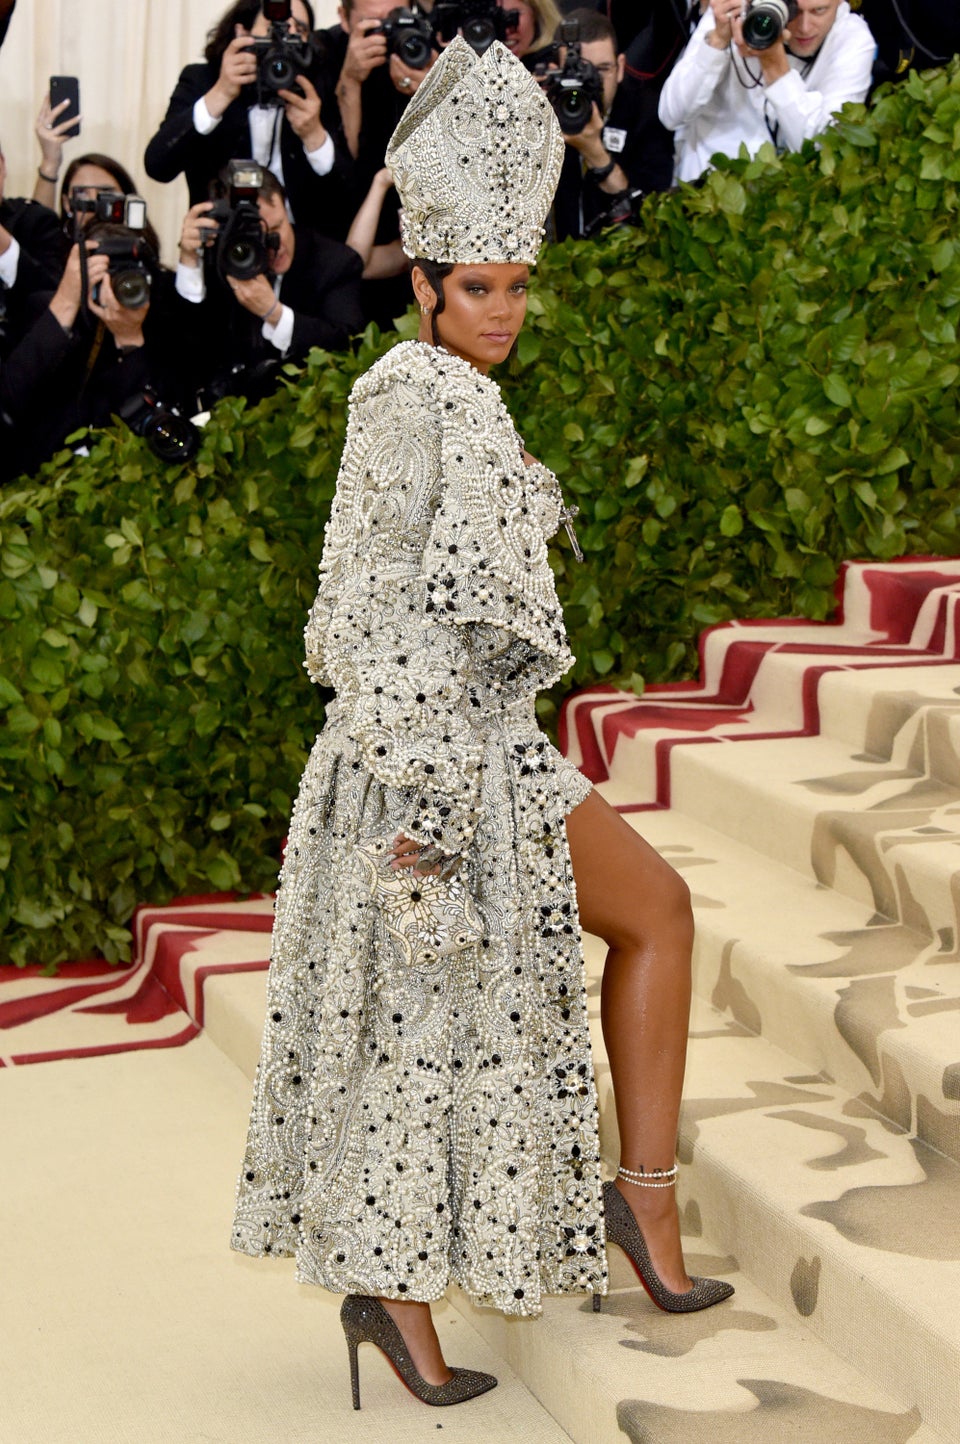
[341,1295,497,1408]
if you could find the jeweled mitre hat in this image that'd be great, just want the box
[385,36,564,266]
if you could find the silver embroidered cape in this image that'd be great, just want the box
[231,340,607,1316]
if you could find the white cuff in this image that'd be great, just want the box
[304,131,335,177]
[0,234,21,289]
[262,303,294,353]
[175,260,207,303]
[193,95,222,135]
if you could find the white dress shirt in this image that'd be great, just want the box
[0,234,21,289]
[175,259,295,355]
[192,95,335,194]
[659,2,876,182]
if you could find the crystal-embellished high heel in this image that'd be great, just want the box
[593,1179,735,1314]
[340,1294,498,1409]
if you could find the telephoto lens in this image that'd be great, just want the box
[741,0,799,50]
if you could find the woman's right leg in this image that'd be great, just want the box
[566,788,696,1291]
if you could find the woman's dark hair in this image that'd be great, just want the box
[204,0,316,66]
[60,153,162,262]
[413,258,455,346]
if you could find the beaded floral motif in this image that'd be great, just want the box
[231,341,606,1316]
[386,38,564,265]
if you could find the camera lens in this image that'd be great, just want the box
[398,33,432,68]
[742,2,787,49]
[144,412,200,464]
[227,240,259,278]
[113,269,151,309]
[462,17,495,54]
[266,53,296,88]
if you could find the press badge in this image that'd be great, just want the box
[602,126,627,154]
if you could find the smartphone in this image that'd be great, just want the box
[49,75,81,138]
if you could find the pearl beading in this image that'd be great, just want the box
[386,37,564,265]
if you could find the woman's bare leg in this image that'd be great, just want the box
[566,788,695,1292]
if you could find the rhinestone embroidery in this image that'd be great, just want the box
[231,340,606,1316]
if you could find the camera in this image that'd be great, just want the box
[84,204,155,311]
[249,0,315,105]
[742,0,799,51]
[433,0,519,57]
[70,188,146,234]
[584,187,645,238]
[119,389,201,465]
[540,20,604,136]
[374,7,436,70]
[204,161,279,283]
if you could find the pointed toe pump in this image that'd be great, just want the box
[340,1294,498,1409]
[594,1179,735,1314]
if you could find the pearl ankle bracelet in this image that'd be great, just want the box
[617,1163,678,1188]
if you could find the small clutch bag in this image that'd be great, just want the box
[352,837,484,970]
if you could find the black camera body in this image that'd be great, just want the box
[375,7,436,70]
[204,161,279,283]
[742,0,799,51]
[433,0,519,56]
[87,227,156,309]
[119,388,201,465]
[80,194,154,311]
[542,20,604,136]
[249,0,314,105]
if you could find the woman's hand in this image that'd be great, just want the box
[88,272,149,348]
[390,835,461,878]
[48,242,107,331]
[35,93,79,176]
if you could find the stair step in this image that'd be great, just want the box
[587,981,960,1444]
[202,964,951,1443]
[663,732,960,926]
[598,806,960,1168]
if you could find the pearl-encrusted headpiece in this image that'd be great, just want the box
[385,36,564,266]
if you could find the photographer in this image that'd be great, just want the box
[327,1,437,165]
[0,227,180,484]
[174,166,363,406]
[145,1,356,238]
[659,0,876,183]
[0,137,64,360]
[548,10,672,239]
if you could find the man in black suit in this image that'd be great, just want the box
[174,166,364,405]
[0,137,64,359]
[144,0,357,239]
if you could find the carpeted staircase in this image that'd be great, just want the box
[6,559,959,1442]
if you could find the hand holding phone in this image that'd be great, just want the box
[49,75,81,139]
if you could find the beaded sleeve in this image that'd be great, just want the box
[304,341,576,856]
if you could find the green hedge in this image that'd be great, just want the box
[2,63,959,967]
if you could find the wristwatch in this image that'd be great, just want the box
[586,156,616,183]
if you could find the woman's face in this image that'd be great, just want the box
[63,163,123,222]
[497,0,536,58]
[416,262,530,374]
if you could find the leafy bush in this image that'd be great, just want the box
[2,64,959,967]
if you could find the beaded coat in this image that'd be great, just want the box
[231,340,607,1316]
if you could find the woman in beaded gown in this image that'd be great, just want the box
[231,37,732,1409]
